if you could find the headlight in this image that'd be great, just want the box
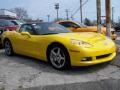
[71,39,93,48]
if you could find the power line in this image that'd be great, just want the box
[71,0,89,18]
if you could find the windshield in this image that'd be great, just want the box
[75,21,87,27]
[11,20,26,25]
[16,20,26,24]
[33,23,72,35]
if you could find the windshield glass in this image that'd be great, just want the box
[11,20,26,25]
[75,21,87,27]
[16,20,26,24]
[33,23,72,35]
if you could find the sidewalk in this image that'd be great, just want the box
[17,79,120,90]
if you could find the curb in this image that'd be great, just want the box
[16,79,120,90]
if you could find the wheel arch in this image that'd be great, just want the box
[3,37,14,56]
[46,42,70,60]
[46,42,71,70]
[3,38,10,47]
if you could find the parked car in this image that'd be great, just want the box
[0,19,18,31]
[1,23,116,70]
[57,20,117,40]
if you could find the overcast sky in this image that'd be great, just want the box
[0,0,120,22]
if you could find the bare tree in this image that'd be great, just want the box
[11,7,28,19]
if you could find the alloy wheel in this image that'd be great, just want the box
[50,47,66,69]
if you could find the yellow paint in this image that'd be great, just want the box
[2,31,116,66]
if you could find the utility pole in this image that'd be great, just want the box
[112,7,114,26]
[71,16,74,20]
[65,9,69,20]
[118,16,120,23]
[80,0,83,23]
[55,3,59,21]
[106,0,111,37]
[96,0,101,33]
[47,15,50,22]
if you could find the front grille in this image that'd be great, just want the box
[96,53,112,59]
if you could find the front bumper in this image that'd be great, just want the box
[69,45,116,66]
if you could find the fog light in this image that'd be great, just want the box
[81,57,92,61]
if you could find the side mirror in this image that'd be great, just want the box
[21,32,31,38]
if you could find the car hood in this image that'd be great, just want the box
[88,26,106,31]
[57,32,107,44]
[76,26,107,33]
[86,26,115,32]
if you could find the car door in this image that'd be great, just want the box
[13,24,38,57]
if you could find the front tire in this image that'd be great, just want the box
[4,40,14,56]
[47,44,70,70]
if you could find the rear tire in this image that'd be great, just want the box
[47,44,71,70]
[4,40,14,56]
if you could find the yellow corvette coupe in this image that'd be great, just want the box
[1,23,116,70]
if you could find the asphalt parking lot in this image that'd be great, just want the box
[0,32,120,90]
